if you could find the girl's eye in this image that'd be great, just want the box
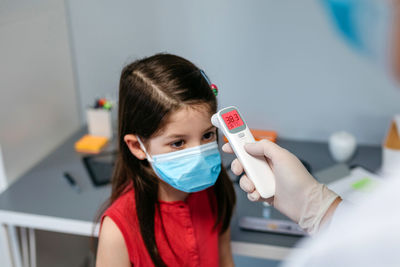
[203,132,215,140]
[171,140,184,148]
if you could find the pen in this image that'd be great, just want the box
[63,172,81,193]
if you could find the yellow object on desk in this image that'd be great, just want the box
[74,135,108,154]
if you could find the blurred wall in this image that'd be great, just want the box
[0,0,80,183]
[66,0,400,145]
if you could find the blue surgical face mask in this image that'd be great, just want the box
[137,138,222,193]
[322,0,394,68]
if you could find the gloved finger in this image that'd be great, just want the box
[239,175,255,193]
[222,143,234,154]
[265,196,274,206]
[244,139,282,160]
[231,158,244,175]
[247,190,261,202]
[266,157,274,170]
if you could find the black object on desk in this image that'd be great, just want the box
[82,152,116,186]
[63,172,81,193]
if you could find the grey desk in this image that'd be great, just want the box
[0,128,382,262]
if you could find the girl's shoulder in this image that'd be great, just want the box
[105,184,136,211]
[101,184,139,234]
[100,184,140,264]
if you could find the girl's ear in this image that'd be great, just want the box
[123,134,147,160]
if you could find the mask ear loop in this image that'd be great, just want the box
[136,136,154,162]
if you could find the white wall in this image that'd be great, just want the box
[0,0,80,184]
[66,0,400,145]
[0,147,6,193]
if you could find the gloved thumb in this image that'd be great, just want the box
[244,140,281,160]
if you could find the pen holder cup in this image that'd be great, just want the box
[86,108,113,139]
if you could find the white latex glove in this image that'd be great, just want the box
[222,140,340,234]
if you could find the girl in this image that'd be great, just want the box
[96,54,236,266]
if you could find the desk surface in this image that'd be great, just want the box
[0,128,382,259]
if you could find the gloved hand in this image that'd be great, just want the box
[222,140,340,234]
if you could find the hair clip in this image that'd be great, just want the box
[200,69,218,96]
[200,69,211,85]
[211,84,218,96]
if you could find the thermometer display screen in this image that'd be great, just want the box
[221,110,244,130]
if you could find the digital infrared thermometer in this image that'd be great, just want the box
[211,106,275,198]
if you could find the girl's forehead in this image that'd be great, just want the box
[171,105,211,120]
[157,105,214,136]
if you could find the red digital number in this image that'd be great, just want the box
[221,110,244,130]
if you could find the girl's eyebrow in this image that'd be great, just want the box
[164,126,216,139]
[203,125,216,132]
[164,133,188,139]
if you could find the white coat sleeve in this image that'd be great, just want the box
[281,176,400,267]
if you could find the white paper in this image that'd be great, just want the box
[327,167,382,204]
[86,109,113,139]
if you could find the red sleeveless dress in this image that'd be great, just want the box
[101,186,220,266]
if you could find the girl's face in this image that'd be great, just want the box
[123,104,218,200]
[147,105,217,156]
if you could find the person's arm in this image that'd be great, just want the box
[96,216,131,267]
[223,140,340,234]
[320,196,342,228]
[219,228,234,267]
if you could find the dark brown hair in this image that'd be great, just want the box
[105,53,235,266]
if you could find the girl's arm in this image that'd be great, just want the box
[219,227,234,267]
[96,216,131,267]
